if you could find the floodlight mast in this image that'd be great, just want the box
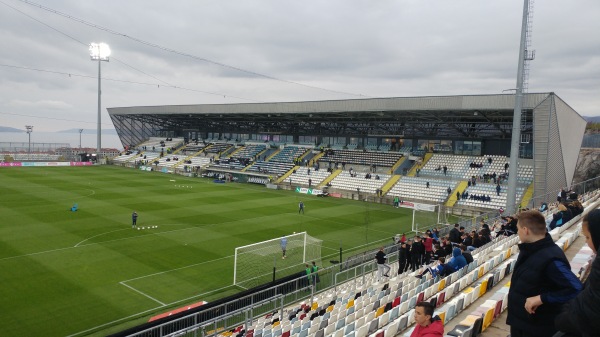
[25,125,33,161]
[507,0,535,214]
[89,43,110,161]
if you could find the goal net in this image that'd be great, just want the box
[411,203,440,234]
[233,232,322,289]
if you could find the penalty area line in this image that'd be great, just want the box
[119,281,166,306]
[67,284,240,337]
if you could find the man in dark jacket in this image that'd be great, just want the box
[448,224,461,244]
[459,245,474,264]
[410,236,425,271]
[555,209,600,337]
[507,210,582,337]
[397,242,409,275]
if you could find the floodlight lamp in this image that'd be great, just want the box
[89,42,111,60]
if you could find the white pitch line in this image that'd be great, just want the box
[120,254,234,283]
[65,283,239,337]
[74,228,129,247]
[64,304,166,337]
[119,281,166,306]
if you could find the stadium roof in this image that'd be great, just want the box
[108,92,575,140]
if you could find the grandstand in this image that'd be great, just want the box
[108,93,587,208]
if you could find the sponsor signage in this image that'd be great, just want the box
[294,187,324,195]
[0,162,92,167]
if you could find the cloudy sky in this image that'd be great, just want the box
[1,0,599,133]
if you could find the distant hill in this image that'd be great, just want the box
[58,128,117,135]
[0,126,24,132]
[584,116,600,123]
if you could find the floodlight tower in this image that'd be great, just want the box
[506,0,535,214]
[89,42,111,160]
[25,125,33,161]
[79,128,83,149]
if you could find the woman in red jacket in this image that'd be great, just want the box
[411,302,444,337]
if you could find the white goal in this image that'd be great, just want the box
[233,232,322,289]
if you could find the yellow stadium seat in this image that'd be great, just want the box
[375,306,385,318]
[438,311,446,324]
[482,307,495,331]
[479,280,488,297]
[438,279,446,292]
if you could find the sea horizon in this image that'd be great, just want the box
[0,131,123,151]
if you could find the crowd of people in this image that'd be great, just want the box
[378,189,599,337]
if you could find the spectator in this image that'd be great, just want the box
[507,210,582,337]
[405,239,414,272]
[375,247,391,281]
[411,236,425,271]
[555,209,600,336]
[449,224,461,244]
[459,245,474,264]
[398,242,410,275]
[422,232,435,264]
[400,233,407,243]
[441,247,467,276]
[549,204,570,230]
[411,302,443,337]
[416,257,446,279]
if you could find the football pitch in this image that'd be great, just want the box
[0,165,427,336]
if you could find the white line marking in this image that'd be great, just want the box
[121,255,233,283]
[74,228,129,247]
[119,281,166,306]
[66,284,238,337]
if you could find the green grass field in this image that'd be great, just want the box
[0,165,435,336]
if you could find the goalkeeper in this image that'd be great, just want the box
[281,236,287,259]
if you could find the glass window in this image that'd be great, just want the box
[463,141,473,155]
[472,141,482,156]
[454,140,463,155]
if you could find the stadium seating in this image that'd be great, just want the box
[247,161,295,177]
[387,177,457,203]
[420,154,533,184]
[4,153,62,161]
[136,137,184,152]
[231,144,267,160]
[456,183,525,210]
[270,146,309,163]
[329,172,391,194]
[287,167,330,187]
[319,149,402,168]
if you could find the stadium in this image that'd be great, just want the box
[2,88,599,337]
[1,0,599,334]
